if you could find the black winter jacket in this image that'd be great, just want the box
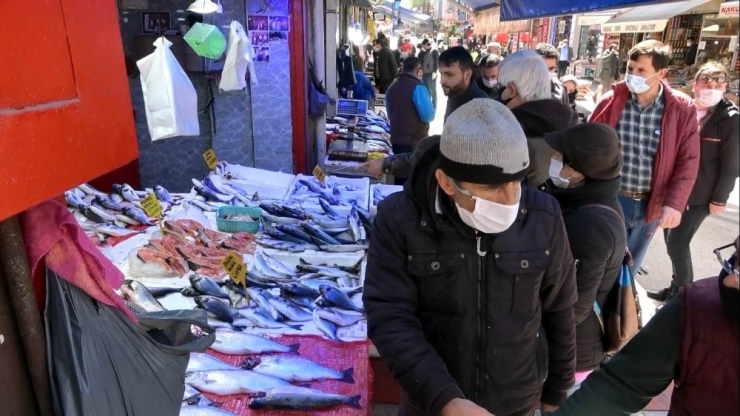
[688,98,740,207]
[364,142,578,416]
[375,47,398,84]
[542,178,627,371]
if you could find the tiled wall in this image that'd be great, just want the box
[119,0,295,191]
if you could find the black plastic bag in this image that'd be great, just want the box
[44,269,215,416]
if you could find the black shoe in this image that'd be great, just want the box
[647,286,677,302]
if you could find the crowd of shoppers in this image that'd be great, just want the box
[358,35,739,416]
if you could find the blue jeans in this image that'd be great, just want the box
[422,74,437,109]
[618,195,659,276]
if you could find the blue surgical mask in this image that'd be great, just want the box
[625,73,657,95]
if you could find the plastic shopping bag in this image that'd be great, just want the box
[137,37,200,141]
[219,21,258,91]
[45,269,215,416]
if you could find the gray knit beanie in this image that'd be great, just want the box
[439,98,529,185]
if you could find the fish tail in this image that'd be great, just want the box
[209,400,222,408]
[287,342,301,354]
[288,324,304,331]
[340,367,355,384]
[347,394,362,409]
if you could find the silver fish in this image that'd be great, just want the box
[113,183,140,202]
[247,386,362,410]
[154,185,174,204]
[256,238,307,253]
[319,244,369,252]
[78,183,105,196]
[189,199,218,212]
[187,352,237,373]
[96,224,138,237]
[254,253,293,280]
[319,285,364,313]
[94,194,123,211]
[179,405,236,415]
[65,191,86,208]
[89,204,117,222]
[122,206,153,225]
[116,213,140,226]
[237,308,303,330]
[257,252,295,276]
[262,213,301,225]
[313,309,341,341]
[268,298,313,322]
[241,356,354,383]
[190,275,230,301]
[210,329,300,355]
[120,280,165,312]
[315,307,366,327]
[349,206,367,242]
[110,193,124,204]
[310,217,349,229]
[246,287,273,313]
[185,370,291,396]
[183,384,201,401]
[300,279,340,292]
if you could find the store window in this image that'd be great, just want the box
[697,14,739,69]
[578,25,601,60]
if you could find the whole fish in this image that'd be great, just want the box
[313,309,341,341]
[122,206,153,225]
[179,405,236,415]
[248,386,361,410]
[110,193,124,204]
[78,183,106,196]
[261,212,301,225]
[300,279,340,292]
[237,307,303,330]
[319,285,364,313]
[319,244,369,252]
[268,298,313,322]
[315,307,366,327]
[190,275,230,301]
[79,205,106,223]
[112,183,140,202]
[64,191,86,209]
[273,225,316,245]
[349,206,367,243]
[310,217,349,229]
[245,271,284,289]
[116,213,140,226]
[241,356,354,383]
[300,223,341,245]
[89,204,118,222]
[187,352,237,373]
[182,286,200,297]
[182,394,220,408]
[190,199,218,212]
[121,280,165,312]
[373,187,385,204]
[298,259,359,280]
[195,296,233,323]
[154,185,174,204]
[95,224,137,237]
[206,317,235,331]
[210,329,299,355]
[319,198,341,218]
[203,174,233,195]
[257,237,307,253]
[297,272,333,282]
[193,179,233,203]
[93,194,123,211]
[257,252,295,277]
[147,286,181,298]
[246,287,273,313]
[281,283,321,299]
[322,227,350,237]
[185,370,291,396]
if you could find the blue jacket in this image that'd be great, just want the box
[351,71,375,102]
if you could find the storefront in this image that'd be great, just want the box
[473,6,532,53]
[697,1,740,74]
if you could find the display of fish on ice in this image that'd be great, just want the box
[248,386,362,411]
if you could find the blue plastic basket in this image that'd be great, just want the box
[216,206,262,234]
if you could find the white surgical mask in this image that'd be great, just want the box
[373,46,381,52]
[549,158,570,189]
[696,89,723,108]
[686,42,692,47]
[625,73,656,95]
[482,78,498,88]
[400,52,409,59]
[453,183,520,234]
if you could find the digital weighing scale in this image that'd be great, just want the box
[328,99,370,162]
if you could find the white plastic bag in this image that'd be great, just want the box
[137,37,200,141]
[219,21,258,91]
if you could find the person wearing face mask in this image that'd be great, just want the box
[559,75,578,111]
[373,38,398,94]
[418,39,440,109]
[439,46,489,122]
[648,62,740,302]
[684,37,698,67]
[541,123,627,382]
[365,98,578,416]
[475,54,502,99]
[551,235,740,416]
[596,43,620,92]
[534,43,573,108]
[497,50,579,187]
[589,40,700,278]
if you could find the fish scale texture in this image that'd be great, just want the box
[203,334,373,415]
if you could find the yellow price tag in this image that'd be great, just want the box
[312,164,327,184]
[203,149,219,170]
[221,251,247,288]
[140,193,162,219]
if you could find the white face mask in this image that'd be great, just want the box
[549,158,570,189]
[625,73,656,95]
[452,182,521,234]
[686,42,692,47]
[482,78,498,88]
[696,88,723,108]
[400,52,409,59]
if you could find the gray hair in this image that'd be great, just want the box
[498,50,552,102]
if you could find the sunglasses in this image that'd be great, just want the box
[713,242,739,275]
[698,75,727,84]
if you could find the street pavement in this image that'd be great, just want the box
[370,79,738,416]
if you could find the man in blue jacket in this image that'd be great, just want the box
[350,70,376,105]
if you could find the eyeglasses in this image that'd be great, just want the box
[713,242,739,275]
[698,75,728,84]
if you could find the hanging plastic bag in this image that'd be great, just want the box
[45,269,215,416]
[184,23,227,60]
[137,37,200,141]
[219,21,258,91]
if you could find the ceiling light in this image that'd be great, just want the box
[188,0,218,14]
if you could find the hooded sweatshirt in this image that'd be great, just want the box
[512,99,580,186]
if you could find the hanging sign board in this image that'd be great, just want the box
[718,1,739,18]
[601,19,668,34]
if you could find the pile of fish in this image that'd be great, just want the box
[258,200,372,253]
[65,182,176,245]
[182,341,362,412]
[372,185,403,206]
[128,219,256,279]
[284,177,367,208]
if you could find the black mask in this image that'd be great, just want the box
[494,85,511,105]
[568,91,577,103]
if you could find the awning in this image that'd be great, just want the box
[499,0,680,21]
[339,0,375,8]
[375,1,432,24]
[601,0,710,33]
[459,0,500,12]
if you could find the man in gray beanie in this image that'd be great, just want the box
[364,99,578,416]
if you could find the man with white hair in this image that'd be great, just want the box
[498,50,579,186]
[474,42,502,68]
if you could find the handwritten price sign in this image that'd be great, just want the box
[312,164,327,184]
[221,251,247,289]
[140,193,162,219]
[203,149,219,170]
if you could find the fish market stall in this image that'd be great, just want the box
[64,160,393,415]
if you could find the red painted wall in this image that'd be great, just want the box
[289,0,309,174]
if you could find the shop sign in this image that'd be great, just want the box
[579,15,613,26]
[601,19,668,34]
[474,7,529,34]
[718,1,739,18]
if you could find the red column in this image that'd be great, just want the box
[289,0,309,174]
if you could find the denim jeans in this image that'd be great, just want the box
[421,74,437,110]
[618,195,659,276]
[664,205,710,288]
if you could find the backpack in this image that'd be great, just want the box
[580,204,642,355]
[308,59,334,118]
